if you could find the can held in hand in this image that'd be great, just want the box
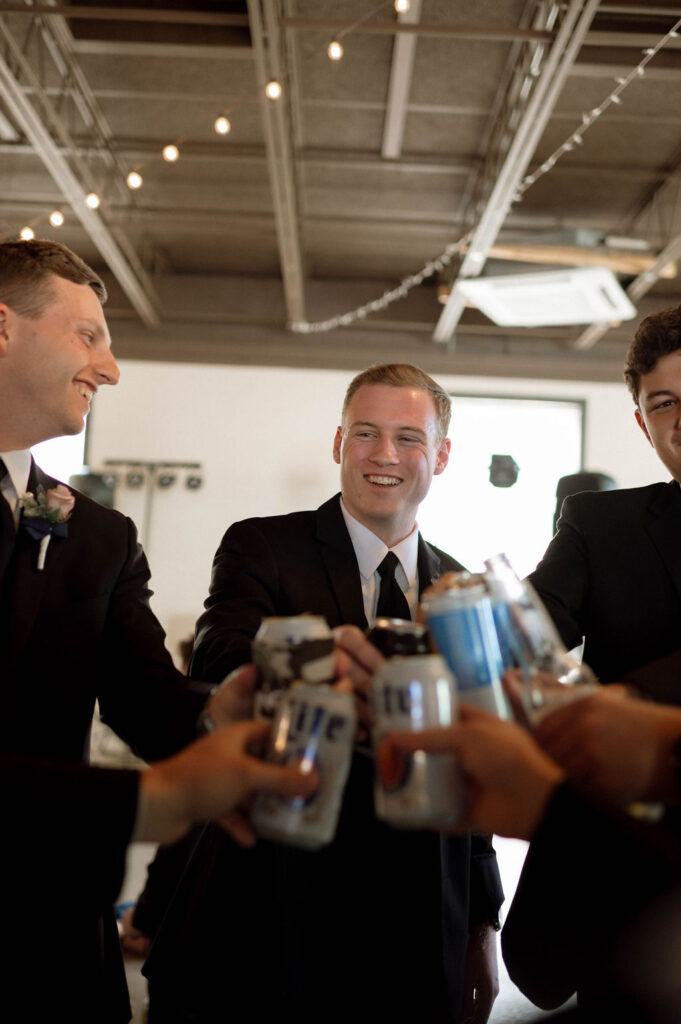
[365,617,431,658]
[250,684,356,850]
[252,615,335,718]
[370,654,464,829]
[421,574,509,719]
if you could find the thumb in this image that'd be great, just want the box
[249,759,319,800]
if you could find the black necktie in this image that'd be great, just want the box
[375,551,411,622]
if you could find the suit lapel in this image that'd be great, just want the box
[417,535,443,595]
[646,481,681,605]
[5,461,70,666]
[314,494,367,628]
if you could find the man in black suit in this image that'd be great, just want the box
[145,364,504,1023]
[0,238,243,1020]
[529,304,681,694]
[4,722,318,1024]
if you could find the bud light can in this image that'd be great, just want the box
[365,617,430,658]
[370,654,464,829]
[421,574,509,719]
[252,615,335,719]
[250,684,356,850]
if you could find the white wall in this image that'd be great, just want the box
[86,361,663,659]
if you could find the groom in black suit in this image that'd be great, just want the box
[145,364,504,1024]
[529,304,681,698]
[0,238,246,1022]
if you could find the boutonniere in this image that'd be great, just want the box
[18,484,75,570]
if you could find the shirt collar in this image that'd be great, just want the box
[339,497,419,584]
[0,449,31,497]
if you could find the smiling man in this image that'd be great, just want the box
[144,364,504,1024]
[0,238,242,1022]
[529,305,681,698]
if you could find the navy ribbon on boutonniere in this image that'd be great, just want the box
[20,516,69,570]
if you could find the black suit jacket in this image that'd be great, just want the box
[0,460,209,1021]
[528,481,681,692]
[146,495,504,1023]
[502,784,681,1022]
[2,755,139,1023]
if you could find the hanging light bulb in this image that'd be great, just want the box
[395,0,410,11]
[126,170,143,189]
[265,80,282,100]
[49,210,64,227]
[20,226,35,240]
[85,192,100,209]
[327,40,343,60]
[214,115,231,135]
[162,144,179,162]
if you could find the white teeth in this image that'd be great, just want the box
[367,475,400,486]
[75,383,93,402]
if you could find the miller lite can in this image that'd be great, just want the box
[252,615,335,719]
[370,654,464,829]
[421,574,509,719]
[250,684,356,850]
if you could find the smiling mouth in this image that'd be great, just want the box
[75,382,94,405]
[365,475,401,486]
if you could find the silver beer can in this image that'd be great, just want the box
[252,615,335,719]
[370,654,464,829]
[250,684,356,850]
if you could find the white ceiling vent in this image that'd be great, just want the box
[457,267,637,327]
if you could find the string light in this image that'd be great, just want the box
[293,13,681,333]
[265,80,282,100]
[126,170,143,189]
[20,226,34,240]
[85,192,100,209]
[327,40,343,61]
[214,116,231,135]
[395,0,410,10]
[49,210,64,227]
[162,144,179,162]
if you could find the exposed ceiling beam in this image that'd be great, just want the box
[381,0,422,159]
[0,5,250,27]
[573,230,681,350]
[0,18,159,327]
[247,0,306,323]
[279,18,554,43]
[433,0,601,345]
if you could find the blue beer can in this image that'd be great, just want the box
[421,575,509,719]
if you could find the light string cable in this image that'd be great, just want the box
[291,14,681,335]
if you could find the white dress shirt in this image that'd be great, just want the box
[339,497,419,623]
[0,448,31,527]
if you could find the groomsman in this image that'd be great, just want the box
[0,238,237,1022]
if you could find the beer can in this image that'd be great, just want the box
[421,573,509,719]
[250,684,356,850]
[252,615,335,719]
[370,654,464,829]
[365,617,430,658]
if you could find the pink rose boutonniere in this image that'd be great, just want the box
[19,484,75,570]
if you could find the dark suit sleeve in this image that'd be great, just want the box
[527,496,589,652]
[502,783,681,1011]
[191,520,280,682]
[468,833,504,925]
[622,647,681,704]
[1,755,139,906]
[97,518,211,761]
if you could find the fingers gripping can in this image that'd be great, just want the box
[250,685,356,850]
[370,654,464,829]
[252,615,335,719]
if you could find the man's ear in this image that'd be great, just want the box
[332,426,343,465]
[433,437,451,475]
[0,302,10,357]
[634,408,654,448]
